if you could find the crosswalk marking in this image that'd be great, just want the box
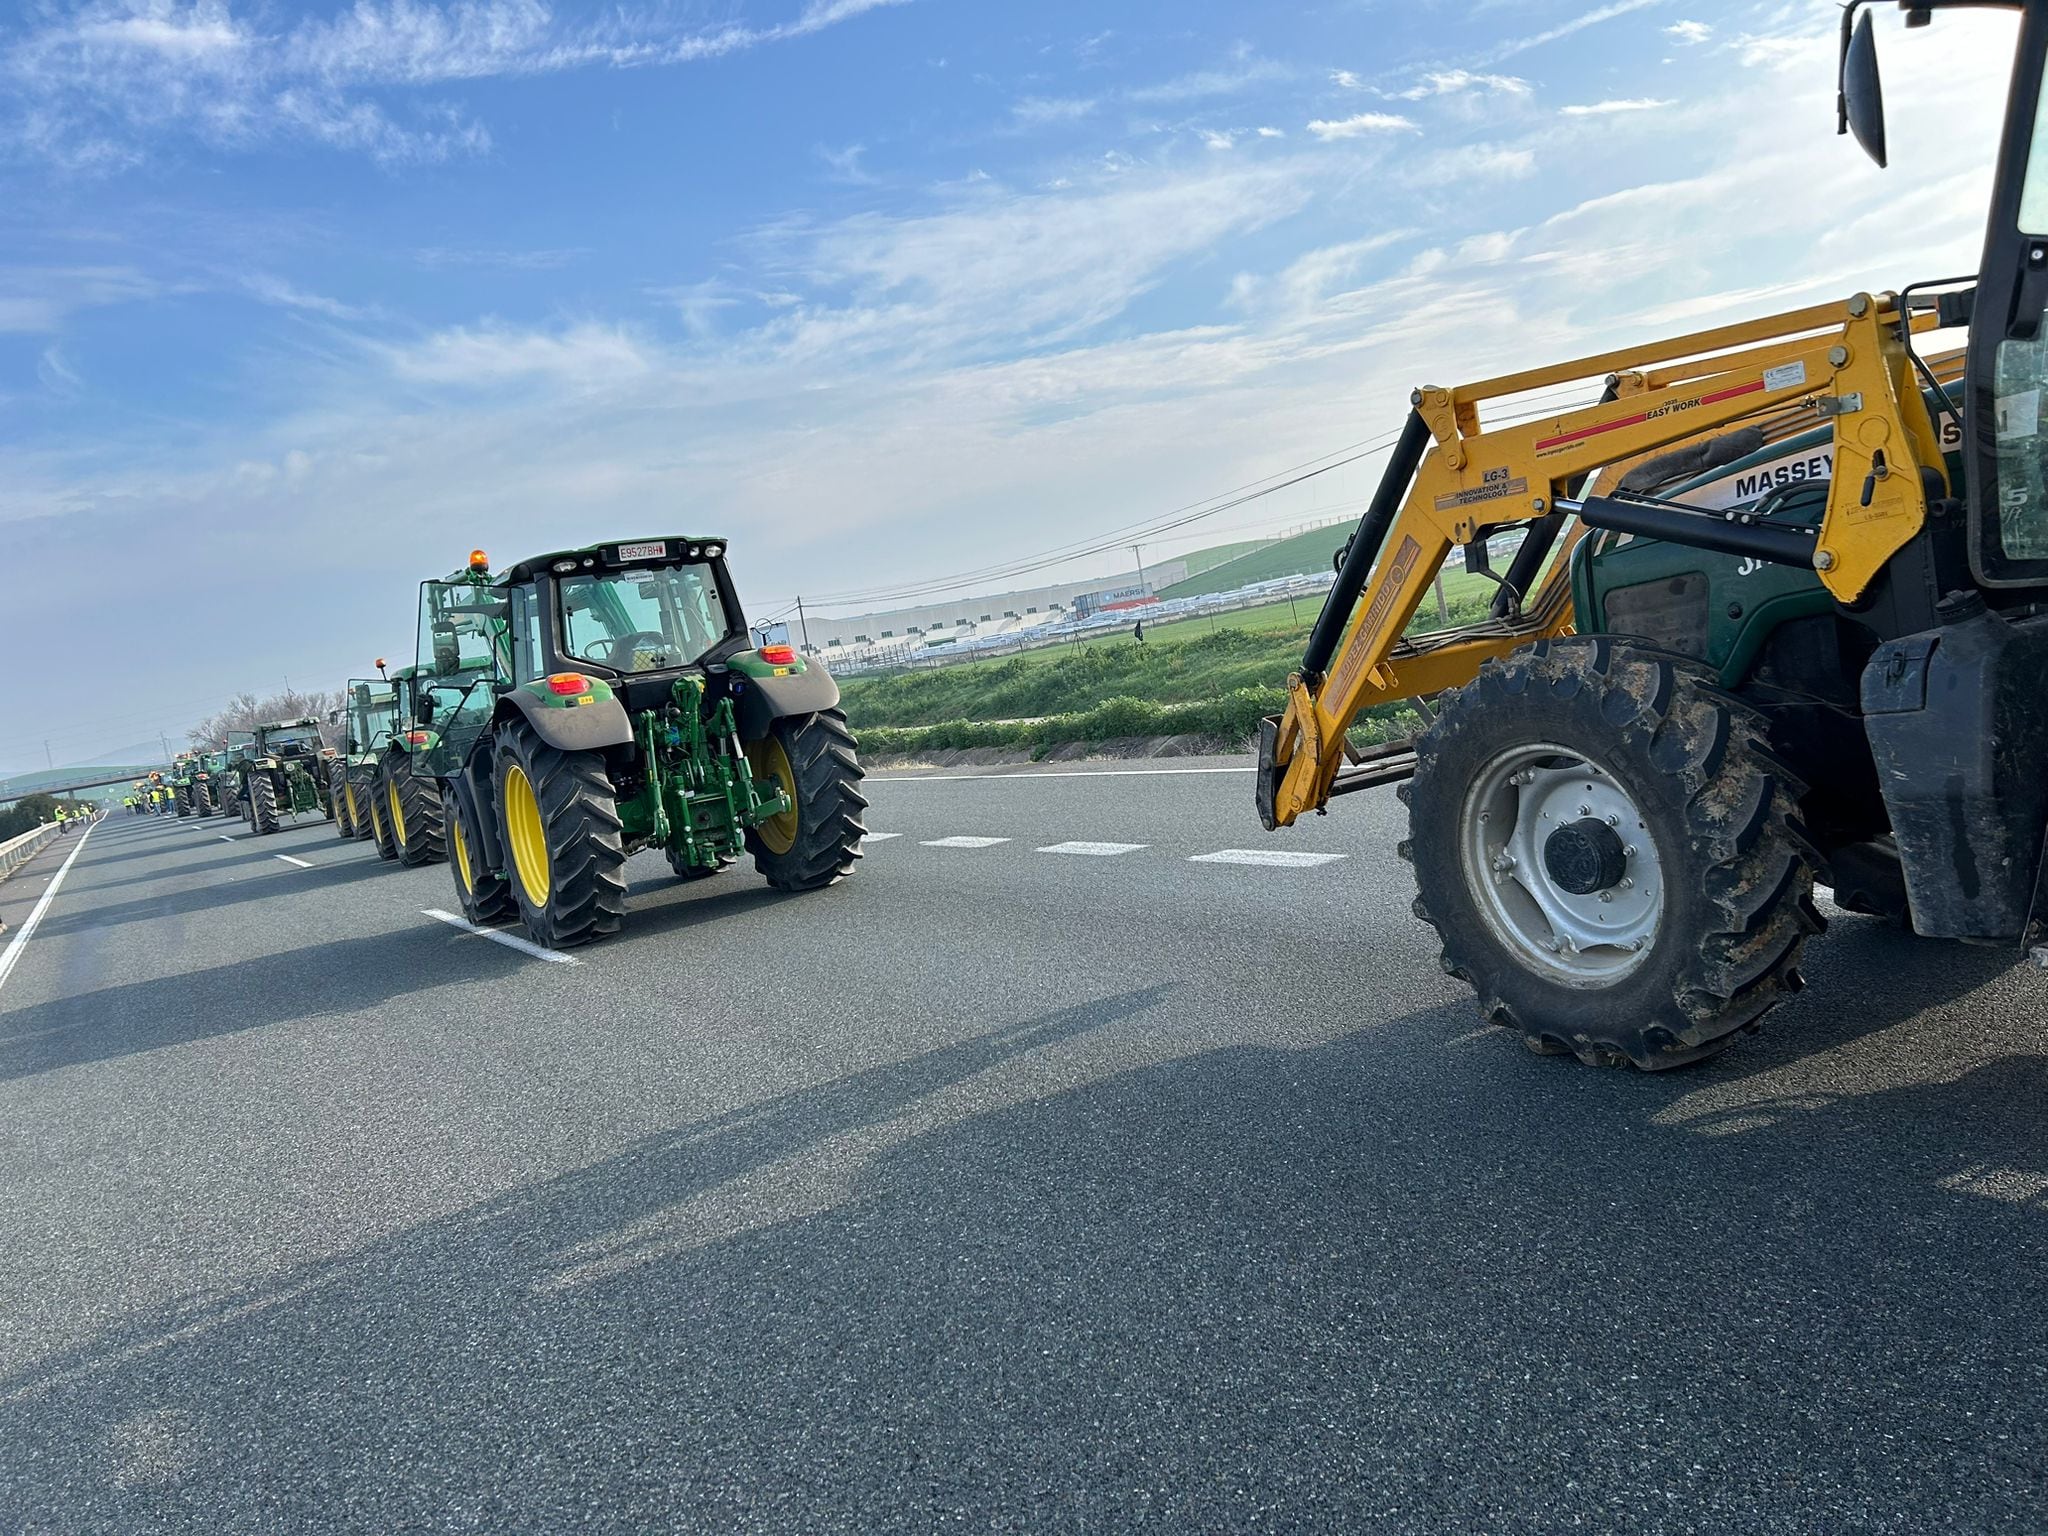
[1037,841,1147,857]
[921,836,1012,849]
[1188,849,1347,868]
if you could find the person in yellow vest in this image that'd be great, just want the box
[52,806,69,832]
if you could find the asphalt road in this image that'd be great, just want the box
[1,764,2045,1534]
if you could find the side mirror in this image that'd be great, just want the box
[1838,8,1887,168]
[417,695,436,724]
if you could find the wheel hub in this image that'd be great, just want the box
[1458,743,1664,984]
[1543,817,1628,896]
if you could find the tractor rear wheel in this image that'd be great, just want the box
[345,770,374,842]
[330,764,355,838]
[743,710,867,891]
[448,778,515,925]
[175,784,192,818]
[195,781,214,818]
[383,760,446,867]
[494,718,626,948]
[248,771,280,836]
[366,779,398,861]
[1400,636,1822,1070]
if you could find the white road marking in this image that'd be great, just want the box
[862,832,903,842]
[1038,841,1148,857]
[1189,849,1348,868]
[881,766,1252,783]
[921,836,1012,849]
[0,821,98,995]
[423,909,580,965]
[274,854,313,869]
[217,835,236,843]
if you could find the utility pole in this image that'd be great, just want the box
[1131,543,1149,594]
[159,732,171,765]
[43,739,52,770]
[795,596,813,655]
[1433,573,1450,625]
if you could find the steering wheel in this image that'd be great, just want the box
[593,631,671,670]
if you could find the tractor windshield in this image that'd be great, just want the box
[558,562,732,673]
[346,680,398,753]
[260,723,323,754]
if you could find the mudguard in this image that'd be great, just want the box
[498,687,635,752]
[732,665,841,741]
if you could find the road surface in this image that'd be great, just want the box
[2,765,2044,1533]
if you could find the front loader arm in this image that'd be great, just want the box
[1261,292,1947,829]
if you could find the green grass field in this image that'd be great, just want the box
[1175,537,1275,578]
[842,565,1497,755]
[1156,523,1351,599]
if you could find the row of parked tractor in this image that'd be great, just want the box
[162,540,866,952]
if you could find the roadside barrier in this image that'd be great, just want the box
[0,824,61,887]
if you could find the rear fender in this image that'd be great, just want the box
[732,665,840,742]
[496,685,634,753]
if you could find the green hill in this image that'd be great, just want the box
[1174,537,1275,578]
[1158,522,1350,598]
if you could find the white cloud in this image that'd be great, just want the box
[1012,95,1098,126]
[1560,98,1673,116]
[1665,20,1712,45]
[1256,126,1284,139]
[819,143,874,183]
[1306,112,1416,141]
[1423,144,1537,180]
[1330,69,1362,90]
[385,322,653,387]
[1200,129,1237,151]
[1125,57,1286,104]
[242,273,366,320]
[0,265,162,333]
[1391,69,1530,100]
[2,0,909,171]
[1480,0,1662,65]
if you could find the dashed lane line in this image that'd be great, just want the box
[921,836,1012,849]
[863,833,903,842]
[0,820,98,996]
[274,854,314,869]
[217,835,236,843]
[1188,849,1348,868]
[1038,841,1147,857]
[423,909,580,966]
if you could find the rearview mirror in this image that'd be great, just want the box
[417,695,436,724]
[1839,8,1887,168]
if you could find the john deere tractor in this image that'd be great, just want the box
[416,540,866,947]
[170,755,200,818]
[330,677,398,843]
[235,718,335,836]
[362,665,448,867]
[1255,1,2048,1070]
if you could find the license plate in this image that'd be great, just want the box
[616,541,667,561]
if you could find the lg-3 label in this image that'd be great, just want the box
[1762,361,1807,393]
[616,541,668,560]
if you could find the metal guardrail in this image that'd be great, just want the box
[0,823,61,885]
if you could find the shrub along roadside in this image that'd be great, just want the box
[855,689,1422,760]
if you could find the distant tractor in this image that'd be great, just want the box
[234,718,335,836]
[331,675,398,844]
[365,666,449,868]
[416,541,866,946]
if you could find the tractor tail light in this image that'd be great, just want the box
[547,672,589,696]
[405,731,431,746]
[759,644,798,665]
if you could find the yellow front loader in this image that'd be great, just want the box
[1257,1,2048,1068]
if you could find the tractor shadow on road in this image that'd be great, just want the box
[0,923,539,1082]
[29,854,404,942]
[69,846,365,895]
[3,928,2046,1531]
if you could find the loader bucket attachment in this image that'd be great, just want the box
[1254,715,1282,832]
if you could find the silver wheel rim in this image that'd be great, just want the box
[1457,741,1664,985]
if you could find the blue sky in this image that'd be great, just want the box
[0,0,2019,765]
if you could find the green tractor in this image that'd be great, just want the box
[169,754,202,819]
[416,539,867,947]
[362,665,449,868]
[234,718,336,836]
[214,737,252,818]
[330,677,398,844]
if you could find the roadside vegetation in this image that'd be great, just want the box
[844,568,1499,757]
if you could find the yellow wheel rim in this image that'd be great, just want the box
[369,796,384,842]
[388,779,408,846]
[503,764,551,905]
[748,737,800,855]
[452,811,475,894]
[345,781,359,824]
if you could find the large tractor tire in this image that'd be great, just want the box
[448,778,516,925]
[381,759,446,867]
[346,770,376,843]
[330,763,355,839]
[194,780,214,818]
[743,710,867,891]
[174,784,192,818]
[1400,636,1823,1071]
[494,718,626,948]
[366,779,399,862]
[248,771,281,836]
